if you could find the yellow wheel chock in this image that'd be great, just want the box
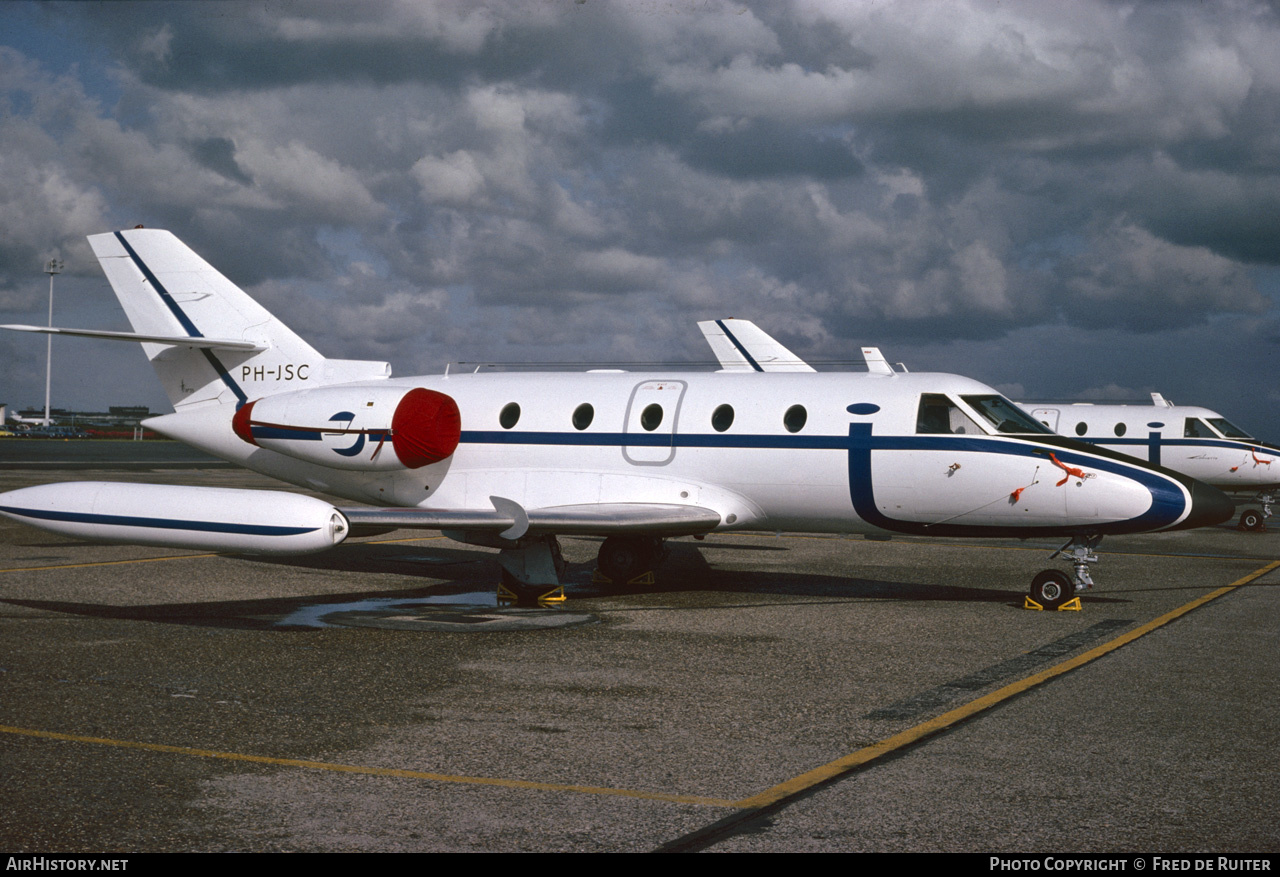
[1023,595,1083,611]
[497,582,566,606]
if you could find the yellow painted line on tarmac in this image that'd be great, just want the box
[734,559,1280,809]
[0,553,220,573]
[4,547,1272,811]
[0,723,736,808]
[0,534,444,573]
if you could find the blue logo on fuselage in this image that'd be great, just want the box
[328,411,366,457]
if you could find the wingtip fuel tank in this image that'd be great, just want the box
[0,482,349,555]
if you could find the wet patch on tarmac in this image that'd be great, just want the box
[275,591,598,632]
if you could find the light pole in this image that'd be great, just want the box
[43,258,63,427]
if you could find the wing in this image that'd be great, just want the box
[696,319,816,372]
[342,497,722,540]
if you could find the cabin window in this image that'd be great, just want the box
[916,394,981,435]
[641,403,663,431]
[712,404,734,432]
[573,403,594,430]
[1184,418,1212,438]
[783,405,807,433]
[961,395,1053,435]
[499,403,521,429]
[1114,423,1127,437]
[1075,422,1087,436]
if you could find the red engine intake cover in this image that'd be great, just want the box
[232,400,258,445]
[391,388,461,468]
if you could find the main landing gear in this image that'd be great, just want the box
[497,535,567,603]
[496,534,668,604]
[1027,534,1100,610]
[595,536,666,585]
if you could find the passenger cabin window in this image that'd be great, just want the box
[1114,423,1127,437]
[961,395,1053,435]
[712,404,734,432]
[499,402,520,429]
[573,403,594,430]
[1184,418,1213,438]
[783,405,807,433]
[1208,418,1253,439]
[1075,422,1087,436]
[916,394,982,435]
[641,403,663,431]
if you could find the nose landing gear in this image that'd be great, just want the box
[1027,534,1099,610]
[1237,493,1272,531]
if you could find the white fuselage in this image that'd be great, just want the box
[148,369,1207,539]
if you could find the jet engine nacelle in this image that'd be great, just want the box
[233,385,461,471]
[0,482,350,555]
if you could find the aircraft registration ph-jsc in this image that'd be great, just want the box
[242,363,310,382]
[0,229,1233,608]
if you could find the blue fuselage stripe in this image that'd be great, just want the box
[252,426,392,442]
[455,428,1187,534]
[1081,436,1276,452]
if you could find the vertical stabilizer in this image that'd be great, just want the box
[696,318,815,372]
[861,347,895,376]
[88,229,389,410]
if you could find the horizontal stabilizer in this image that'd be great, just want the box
[697,319,815,372]
[342,501,722,538]
[0,324,265,352]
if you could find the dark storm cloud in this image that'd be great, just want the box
[1,0,1279,434]
[190,136,252,186]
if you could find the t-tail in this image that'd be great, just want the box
[83,229,389,410]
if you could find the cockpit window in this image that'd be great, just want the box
[961,395,1054,435]
[1207,418,1254,440]
[1184,418,1213,438]
[917,394,983,435]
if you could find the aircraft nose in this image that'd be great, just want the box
[1182,479,1235,530]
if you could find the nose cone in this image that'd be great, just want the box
[1179,479,1236,530]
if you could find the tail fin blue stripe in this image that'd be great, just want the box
[113,231,249,406]
[715,319,764,372]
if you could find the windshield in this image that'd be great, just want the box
[961,395,1054,435]
[1207,417,1254,440]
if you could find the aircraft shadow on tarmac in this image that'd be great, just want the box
[0,541,1075,631]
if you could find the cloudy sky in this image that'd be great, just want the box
[2,0,1279,437]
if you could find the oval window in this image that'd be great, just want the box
[572,403,594,430]
[784,404,807,433]
[1114,423,1127,437]
[1075,422,1087,436]
[499,403,521,429]
[640,403,663,431]
[711,404,734,433]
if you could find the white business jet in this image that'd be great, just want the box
[1022,395,1279,531]
[0,230,1233,609]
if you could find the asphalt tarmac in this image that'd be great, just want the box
[0,441,1277,852]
